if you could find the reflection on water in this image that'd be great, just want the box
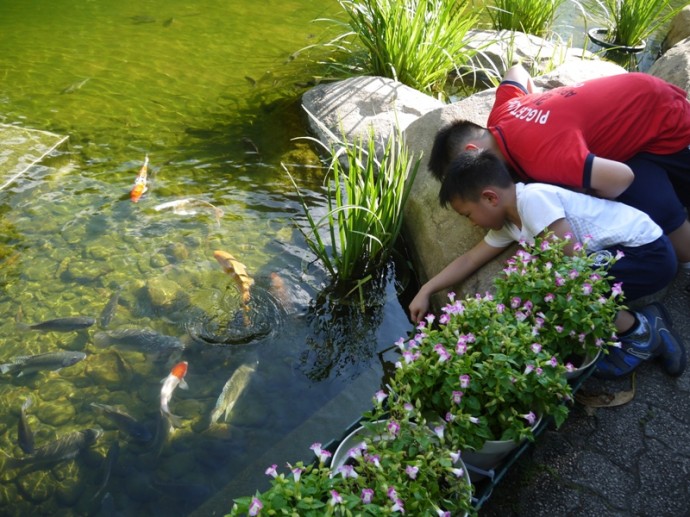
[0,0,412,515]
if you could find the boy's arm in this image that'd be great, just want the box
[502,65,538,94]
[544,218,576,255]
[408,240,508,323]
[588,157,635,199]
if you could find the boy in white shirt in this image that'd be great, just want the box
[409,150,686,379]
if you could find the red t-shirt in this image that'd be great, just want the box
[487,73,690,189]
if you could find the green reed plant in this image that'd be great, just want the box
[488,0,564,37]
[318,0,480,96]
[286,122,420,298]
[585,0,683,47]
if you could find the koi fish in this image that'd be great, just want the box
[130,155,149,203]
[213,250,254,304]
[18,397,34,454]
[160,361,188,427]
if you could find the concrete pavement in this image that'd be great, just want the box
[479,269,690,516]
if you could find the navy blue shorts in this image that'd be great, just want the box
[616,148,690,234]
[599,235,677,302]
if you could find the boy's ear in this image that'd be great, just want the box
[481,189,500,206]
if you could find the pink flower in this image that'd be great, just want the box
[310,443,332,464]
[511,296,522,309]
[612,282,623,297]
[447,291,456,303]
[452,467,465,478]
[248,496,263,516]
[569,269,579,279]
[365,453,381,468]
[522,411,536,425]
[549,356,558,367]
[496,303,506,313]
[439,313,449,325]
[459,374,470,388]
[450,450,462,463]
[374,390,388,404]
[452,390,464,404]
[433,424,445,439]
[582,283,592,295]
[544,293,555,303]
[434,344,450,362]
[406,465,419,479]
[531,343,542,354]
[330,490,343,506]
[615,250,625,260]
[425,314,435,326]
[387,420,400,436]
[265,464,278,478]
[456,342,467,355]
[361,488,374,504]
[337,464,358,479]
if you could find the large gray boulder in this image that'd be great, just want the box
[661,5,690,53]
[301,76,443,153]
[649,36,690,97]
[402,60,627,310]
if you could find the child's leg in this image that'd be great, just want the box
[618,152,690,262]
[594,237,686,378]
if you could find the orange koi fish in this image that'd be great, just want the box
[130,154,149,203]
[213,250,254,304]
[160,361,188,427]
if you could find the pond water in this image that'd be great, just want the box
[0,1,414,515]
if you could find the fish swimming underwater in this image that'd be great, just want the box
[213,250,254,304]
[99,289,121,329]
[0,350,87,377]
[3,427,103,469]
[18,316,95,332]
[160,361,189,427]
[90,402,153,443]
[130,155,149,203]
[18,397,34,454]
[93,328,185,357]
[91,440,120,502]
[209,362,257,424]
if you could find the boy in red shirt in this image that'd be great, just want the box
[428,65,690,267]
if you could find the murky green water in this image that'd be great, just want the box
[0,1,413,515]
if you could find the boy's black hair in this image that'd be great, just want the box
[428,120,485,181]
[439,149,514,207]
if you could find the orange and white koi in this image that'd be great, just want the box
[160,361,188,427]
[130,154,149,203]
[213,250,254,305]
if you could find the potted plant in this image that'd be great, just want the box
[493,233,624,378]
[228,418,475,516]
[384,291,574,461]
[330,416,475,516]
[585,0,683,51]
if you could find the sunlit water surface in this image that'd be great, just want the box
[0,1,413,515]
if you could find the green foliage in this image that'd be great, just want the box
[320,0,480,96]
[494,233,625,365]
[386,293,573,451]
[585,0,683,47]
[227,421,475,516]
[287,123,419,299]
[487,0,564,37]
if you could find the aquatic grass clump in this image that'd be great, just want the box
[487,0,564,37]
[287,122,420,301]
[321,0,480,96]
[585,0,684,47]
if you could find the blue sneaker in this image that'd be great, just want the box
[594,310,659,379]
[641,302,687,377]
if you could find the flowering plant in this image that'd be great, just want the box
[228,415,475,516]
[385,292,573,452]
[493,233,624,368]
[331,416,474,516]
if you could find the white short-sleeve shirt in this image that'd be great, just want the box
[484,183,662,251]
